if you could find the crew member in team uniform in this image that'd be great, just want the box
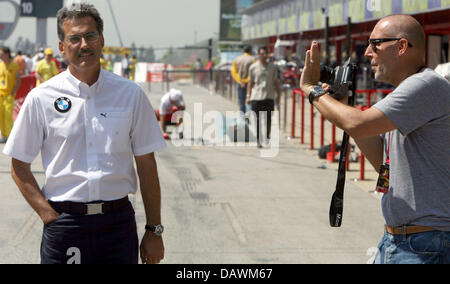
[3,3,166,264]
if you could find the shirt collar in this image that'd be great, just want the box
[65,67,105,97]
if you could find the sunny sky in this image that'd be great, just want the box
[2,0,221,58]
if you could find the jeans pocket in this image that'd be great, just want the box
[408,232,442,256]
[44,212,70,227]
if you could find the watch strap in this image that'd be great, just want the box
[145,224,164,235]
[308,85,326,104]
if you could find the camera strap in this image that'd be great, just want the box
[329,90,356,227]
[375,132,391,194]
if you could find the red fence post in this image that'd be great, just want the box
[328,125,336,162]
[291,89,296,138]
[300,92,305,144]
[360,153,365,180]
[310,103,314,149]
[320,115,324,147]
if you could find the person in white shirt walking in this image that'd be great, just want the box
[3,3,166,264]
[246,46,281,148]
[121,53,130,79]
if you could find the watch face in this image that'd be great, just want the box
[313,86,325,94]
[146,224,164,235]
[154,225,164,235]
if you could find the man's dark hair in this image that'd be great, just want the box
[258,46,268,54]
[243,45,252,53]
[57,3,103,41]
[0,46,11,58]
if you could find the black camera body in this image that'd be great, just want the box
[319,58,357,100]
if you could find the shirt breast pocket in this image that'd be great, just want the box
[98,111,132,153]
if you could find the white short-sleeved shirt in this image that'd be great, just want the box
[249,61,278,101]
[3,68,166,202]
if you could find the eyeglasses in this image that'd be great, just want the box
[65,32,100,45]
[368,38,413,52]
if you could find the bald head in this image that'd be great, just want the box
[366,15,427,86]
[376,14,425,59]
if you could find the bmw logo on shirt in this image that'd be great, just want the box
[54,97,72,113]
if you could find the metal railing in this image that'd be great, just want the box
[151,68,393,181]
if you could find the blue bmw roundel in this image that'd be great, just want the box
[54,97,72,113]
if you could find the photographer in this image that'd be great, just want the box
[300,14,450,264]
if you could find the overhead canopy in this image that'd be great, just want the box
[241,0,450,41]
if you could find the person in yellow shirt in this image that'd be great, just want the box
[106,57,113,72]
[0,46,21,142]
[100,54,107,69]
[129,55,137,81]
[231,45,255,116]
[35,48,59,86]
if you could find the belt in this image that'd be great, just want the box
[385,225,436,235]
[49,196,129,216]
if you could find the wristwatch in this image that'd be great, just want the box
[308,85,327,104]
[145,224,164,236]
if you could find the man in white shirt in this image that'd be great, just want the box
[3,3,166,264]
[155,88,185,139]
[31,48,44,72]
[246,46,281,148]
[121,53,130,79]
[23,53,34,75]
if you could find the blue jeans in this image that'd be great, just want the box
[237,84,248,114]
[374,230,450,264]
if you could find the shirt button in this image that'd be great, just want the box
[87,96,91,100]
[89,143,93,147]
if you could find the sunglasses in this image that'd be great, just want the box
[66,32,100,45]
[368,38,413,52]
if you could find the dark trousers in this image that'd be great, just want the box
[251,99,274,144]
[237,84,248,114]
[123,68,130,78]
[41,201,138,264]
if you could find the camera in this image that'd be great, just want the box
[319,58,357,100]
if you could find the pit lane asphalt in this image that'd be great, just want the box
[0,81,384,264]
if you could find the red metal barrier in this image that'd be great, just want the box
[300,93,305,143]
[354,89,392,179]
[320,115,324,147]
[330,124,336,162]
[14,75,36,120]
[292,88,308,142]
[290,88,393,180]
[291,89,296,138]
